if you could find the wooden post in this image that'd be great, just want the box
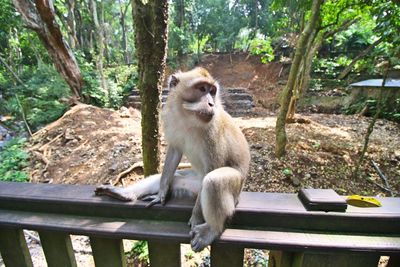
[292,252,379,267]
[268,250,293,267]
[0,228,33,267]
[38,231,77,267]
[210,243,244,267]
[90,237,127,267]
[148,240,181,267]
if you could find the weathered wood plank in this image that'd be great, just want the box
[0,209,399,254]
[219,228,400,254]
[292,252,379,267]
[90,237,127,267]
[210,243,244,267]
[0,228,33,267]
[38,230,77,267]
[1,182,399,234]
[148,240,181,267]
[0,209,190,243]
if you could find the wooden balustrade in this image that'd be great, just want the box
[0,181,399,267]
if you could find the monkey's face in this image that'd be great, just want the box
[168,68,219,124]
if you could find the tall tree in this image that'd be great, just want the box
[275,0,323,158]
[118,0,130,64]
[133,0,169,176]
[12,0,83,100]
[89,0,108,100]
[66,0,78,49]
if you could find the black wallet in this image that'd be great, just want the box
[298,188,347,212]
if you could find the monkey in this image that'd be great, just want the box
[95,67,250,252]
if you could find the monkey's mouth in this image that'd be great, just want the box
[196,110,214,123]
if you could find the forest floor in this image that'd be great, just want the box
[4,53,399,267]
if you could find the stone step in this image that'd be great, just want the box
[127,94,252,105]
[126,88,255,117]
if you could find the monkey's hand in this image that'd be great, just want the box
[140,188,168,208]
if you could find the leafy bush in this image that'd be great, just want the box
[0,64,70,131]
[104,65,138,109]
[75,52,106,107]
[0,137,29,182]
[249,36,275,64]
[126,241,149,266]
[77,52,137,109]
[344,96,400,123]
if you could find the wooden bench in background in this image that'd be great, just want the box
[0,181,399,267]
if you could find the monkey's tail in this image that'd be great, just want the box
[126,174,161,200]
[95,174,161,201]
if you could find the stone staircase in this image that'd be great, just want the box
[126,88,254,117]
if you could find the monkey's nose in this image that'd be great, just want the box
[208,102,214,107]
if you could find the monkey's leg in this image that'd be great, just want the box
[190,167,242,252]
[95,174,161,202]
[188,195,204,228]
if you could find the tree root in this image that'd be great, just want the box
[113,161,144,186]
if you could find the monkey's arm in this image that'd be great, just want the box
[143,146,182,207]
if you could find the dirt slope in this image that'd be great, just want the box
[26,103,400,197]
[28,104,144,185]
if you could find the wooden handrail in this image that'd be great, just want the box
[0,181,399,267]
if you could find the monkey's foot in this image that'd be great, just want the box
[190,223,219,252]
[94,185,133,202]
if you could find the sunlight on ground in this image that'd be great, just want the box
[234,116,276,128]
[234,116,352,140]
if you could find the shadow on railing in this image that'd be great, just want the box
[0,181,399,267]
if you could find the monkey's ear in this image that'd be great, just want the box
[168,75,179,89]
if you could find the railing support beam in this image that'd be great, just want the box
[90,237,127,267]
[39,231,77,267]
[148,240,181,267]
[211,243,244,267]
[0,228,33,267]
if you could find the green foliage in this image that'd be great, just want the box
[104,65,138,109]
[344,96,400,123]
[248,35,275,64]
[282,168,293,176]
[0,137,29,182]
[76,52,137,109]
[313,57,346,78]
[0,64,70,130]
[126,241,149,266]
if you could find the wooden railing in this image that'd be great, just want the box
[0,181,399,267]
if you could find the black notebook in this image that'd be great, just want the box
[298,188,347,212]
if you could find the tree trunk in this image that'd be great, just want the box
[89,0,108,102]
[118,0,130,64]
[174,0,185,62]
[338,37,384,79]
[66,0,77,48]
[133,0,169,176]
[286,26,319,121]
[353,71,388,178]
[286,18,359,120]
[12,0,83,100]
[275,0,323,158]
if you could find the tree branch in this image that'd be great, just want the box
[12,0,41,30]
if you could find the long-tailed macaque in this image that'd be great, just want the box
[95,67,250,252]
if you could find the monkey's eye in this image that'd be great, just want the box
[199,86,206,93]
[210,86,217,96]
